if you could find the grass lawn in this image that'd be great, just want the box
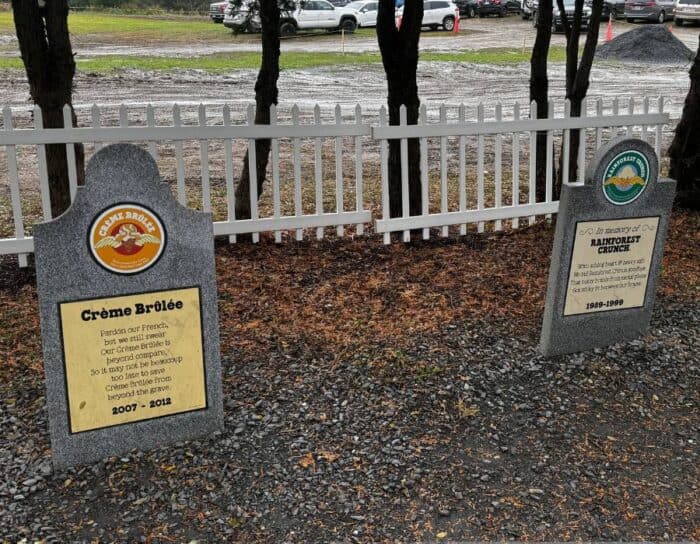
[0,10,234,43]
[0,47,566,73]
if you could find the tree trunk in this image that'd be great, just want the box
[529,0,553,202]
[234,0,281,221]
[668,36,700,210]
[377,0,423,219]
[557,0,603,199]
[12,0,84,218]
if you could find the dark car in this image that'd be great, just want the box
[455,0,479,16]
[477,0,519,16]
[625,0,675,22]
[533,0,591,29]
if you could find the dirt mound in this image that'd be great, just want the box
[597,25,694,63]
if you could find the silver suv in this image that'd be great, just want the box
[674,0,700,24]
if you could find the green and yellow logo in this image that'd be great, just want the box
[602,150,650,205]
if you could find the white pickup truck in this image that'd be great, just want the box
[281,0,360,34]
[225,0,360,34]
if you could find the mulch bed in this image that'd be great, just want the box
[0,209,698,542]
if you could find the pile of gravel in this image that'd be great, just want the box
[597,25,694,63]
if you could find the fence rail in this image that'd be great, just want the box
[0,97,669,266]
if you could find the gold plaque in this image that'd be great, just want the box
[59,287,207,433]
[564,217,659,316]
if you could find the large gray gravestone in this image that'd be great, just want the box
[540,137,676,357]
[34,144,223,470]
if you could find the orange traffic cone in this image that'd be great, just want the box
[454,15,460,33]
[668,24,673,32]
[605,18,613,42]
[397,16,402,29]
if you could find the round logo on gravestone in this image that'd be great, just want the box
[602,150,650,205]
[89,204,165,274]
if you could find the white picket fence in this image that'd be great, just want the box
[0,98,669,266]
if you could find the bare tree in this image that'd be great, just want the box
[12,0,84,218]
[376,0,424,218]
[233,0,284,221]
[556,0,603,196]
[529,0,553,201]
[668,36,700,210]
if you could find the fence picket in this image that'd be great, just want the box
[335,104,344,238]
[528,101,536,226]
[173,104,186,205]
[458,103,467,236]
[314,105,324,240]
[293,105,303,241]
[91,104,102,153]
[562,99,571,186]
[440,105,448,238]
[577,98,586,184]
[641,96,649,142]
[655,96,663,158]
[147,105,158,160]
[199,104,211,213]
[355,104,364,236]
[63,104,78,202]
[545,100,554,220]
[223,105,236,243]
[399,105,410,242]
[512,103,520,229]
[271,104,282,243]
[246,104,259,244]
[494,103,503,231]
[3,107,27,267]
[420,104,429,240]
[477,103,485,233]
[34,106,52,220]
[379,106,390,245]
[595,98,603,149]
[627,98,634,137]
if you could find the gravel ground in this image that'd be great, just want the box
[0,276,698,541]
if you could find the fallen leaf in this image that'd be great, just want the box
[298,452,315,469]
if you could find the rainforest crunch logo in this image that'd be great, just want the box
[602,150,650,205]
[89,204,165,274]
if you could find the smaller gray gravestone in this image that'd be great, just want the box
[34,144,223,470]
[540,137,676,357]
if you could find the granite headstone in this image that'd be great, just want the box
[34,143,223,470]
[540,137,676,356]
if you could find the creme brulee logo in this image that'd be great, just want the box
[89,204,165,274]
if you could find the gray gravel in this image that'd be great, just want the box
[0,301,698,542]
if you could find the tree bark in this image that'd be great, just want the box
[234,0,281,221]
[557,0,603,198]
[529,0,553,202]
[12,0,84,218]
[377,0,423,218]
[668,36,700,210]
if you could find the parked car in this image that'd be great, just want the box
[625,0,675,22]
[223,0,261,32]
[521,0,538,19]
[584,0,613,18]
[346,0,379,26]
[673,0,700,23]
[477,0,507,16]
[396,0,460,30]
[455,0,479,17]
[606,0,627,17]
[209,1,228,22]
[533,0,591,30]
[279,0,360,34]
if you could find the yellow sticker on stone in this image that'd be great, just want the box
[59,287,206,433]
[564,217,659,316]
